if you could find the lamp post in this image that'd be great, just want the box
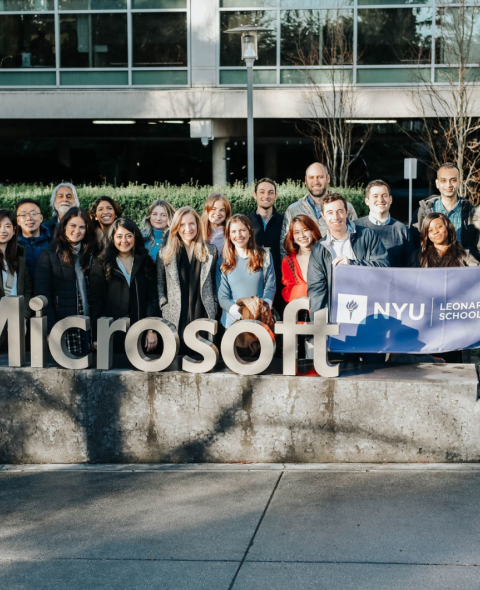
[224,25,271,186]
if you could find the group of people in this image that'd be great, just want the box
[1,160,478,362]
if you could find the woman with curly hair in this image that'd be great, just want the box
[35,207,98,355]
[89,196,122,249]
[217,214,276,329]
[416,212,478,267]
[89,217,159,353]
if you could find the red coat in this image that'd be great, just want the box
[281,253,308,302]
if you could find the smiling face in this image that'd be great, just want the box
[323,199,348,235]
[365,185,392,218]
[114,225,135,254]
[428,217,449,246]
[150,205,169,230]
[17,202,43,237]
[96,200,116,230]
[208,200,227,227]
[305,163,330,199]
[65,216,86,244]
[229,220,250,250]
[293,221,314,251]
[54,186,76,218]
[179,213,198,245]
[0,216,15,248]
[436,167,460,201]
[253,182,277,212]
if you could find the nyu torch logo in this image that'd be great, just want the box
[346,300,358,320]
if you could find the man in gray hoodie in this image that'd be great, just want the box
[280,162,357,259]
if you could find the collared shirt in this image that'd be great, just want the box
[306,194,323,220]
[433,198,462,244]
[325,225,357,262]
[368,213,391,226]
[260,213,273,230]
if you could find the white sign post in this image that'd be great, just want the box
[404,158,418,225]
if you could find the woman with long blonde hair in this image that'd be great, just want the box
[157,206,218,353]
[142,198,176,262]
[200,193,232,256]
[217,214,276,328]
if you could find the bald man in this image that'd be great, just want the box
[280,162,357,259]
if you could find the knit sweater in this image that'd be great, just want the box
[208,226,225,257]
[353,217,415,267]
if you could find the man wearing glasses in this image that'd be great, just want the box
[16,198,51,287]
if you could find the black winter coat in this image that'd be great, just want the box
[89,251,160,340]
[34,243,87,331]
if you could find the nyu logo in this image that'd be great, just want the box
[336,294,426,324]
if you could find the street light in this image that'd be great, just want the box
[224,25,271,185]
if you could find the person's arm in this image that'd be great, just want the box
[262,252,276,307]
[307,244,329,314]
[217,261,241,320]
[34,249,55,331]
[281,256,296,303]
[89,258,107,341]
[156,253,167,309]
[410,207,421,248]
[209,246,219,306]
[349,229,390,267]
[403,226,416,268]
[22,265,33,320]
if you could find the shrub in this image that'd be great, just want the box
[0,181,367,224]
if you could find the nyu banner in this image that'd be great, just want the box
[330,266,480,353]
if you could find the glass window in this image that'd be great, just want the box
[221,0,276,6]
[58,0,126,9]
[358,0,428,4]
[60,13,127,67]
[132,0,186,7]
[281,9,353,66]
[132,12,187,67]
[220,10,277,66]
[220,69,276,84]
[357,8,432,65]
[436,6,480,65]
[357,67,430,84]
[280,0,352,6]
[280,68,352,84]
[132,70,188,85]
[0,14,55,68]
[60,70,128,84]
[0,1,54,10]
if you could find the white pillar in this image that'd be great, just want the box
[190,0,217,87]
[212,138,228,186]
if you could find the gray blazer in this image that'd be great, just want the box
[157,242,218,328]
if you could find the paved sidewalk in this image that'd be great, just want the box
[1,464,479,589]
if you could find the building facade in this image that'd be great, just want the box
[0,0,478,195]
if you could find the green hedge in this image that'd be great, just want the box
[0,182,368,224]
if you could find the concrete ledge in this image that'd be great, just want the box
[0,364,478,464]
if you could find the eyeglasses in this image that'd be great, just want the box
[17,212,41,219]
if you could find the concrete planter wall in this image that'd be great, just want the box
[0,364,478,464]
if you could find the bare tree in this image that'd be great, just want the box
[283,8,371,187]
[409,1,480,203]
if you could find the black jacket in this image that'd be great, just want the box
[411,196,480,260]
[43,216,59,243]
[89,251,160,340]
[0,245,32,319]
[34,243,86,331]
[248,208,284,309]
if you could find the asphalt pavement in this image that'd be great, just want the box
[0,463,479,589]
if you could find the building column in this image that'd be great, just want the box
[212,138,228,186]
[264,143,277,180]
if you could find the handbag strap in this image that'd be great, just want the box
[286,255,300,285]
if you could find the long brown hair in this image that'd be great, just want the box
[284,215,321,256]
[160,206,207,265]
[89,196,122,228]
[419,212,468,267]
[55,207,98,270]
[142,198,176,246]
[220,214,265,275]
[200,193,232,241]
[0,210,18,275]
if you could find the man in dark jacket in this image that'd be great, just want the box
[16,198,51,286]
[247,177,285,314]
[410,162,480,260]
[308,193,390,314]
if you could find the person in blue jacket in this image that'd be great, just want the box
[16,198,51,286]
[307,193,390,315]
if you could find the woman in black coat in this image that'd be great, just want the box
[0,209,32,348]
[34,207,98,356]
[89,218,159,352]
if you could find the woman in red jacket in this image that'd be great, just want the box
[282,214,321,303]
